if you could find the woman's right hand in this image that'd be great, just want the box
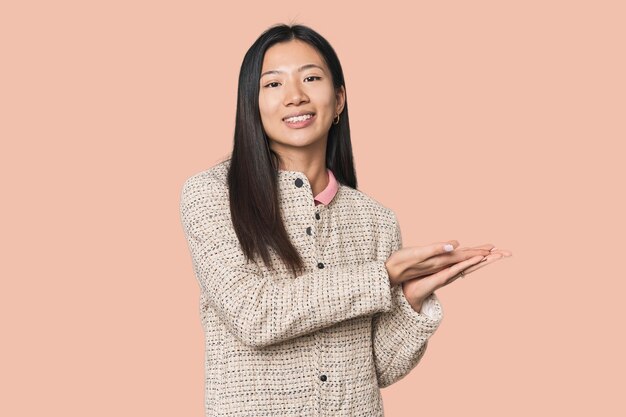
[384,241,494,287]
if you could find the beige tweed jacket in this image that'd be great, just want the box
[179,158,444,416]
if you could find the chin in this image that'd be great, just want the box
[270,135,320,148]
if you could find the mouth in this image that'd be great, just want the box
[283,112,316,129]
[283,112,315,122]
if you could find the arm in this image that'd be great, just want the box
[371,213,444,388]
[180,175,394,348]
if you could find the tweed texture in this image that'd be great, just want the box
[180,158,444,416]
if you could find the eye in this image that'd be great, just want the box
[263,76,321,88]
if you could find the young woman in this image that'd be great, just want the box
[180,23,511,416]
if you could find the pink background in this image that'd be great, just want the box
[2,1,624,416]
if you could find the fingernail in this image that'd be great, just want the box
[490,247,498,252]
[481,257,488,261]
[444,244,454,252]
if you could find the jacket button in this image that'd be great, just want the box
[315,212,320,220]
[317,262,324,269]
[320,374,327,382]
[306,226,312,235]
[295,178,304,188]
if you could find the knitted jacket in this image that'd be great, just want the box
[179,158,444,416]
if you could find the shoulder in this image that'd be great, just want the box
[181,158,231,202]
[179,158,233,233]
[179,158,235,239]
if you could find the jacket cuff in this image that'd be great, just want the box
[371,260,394,313]
[396,289,443,329]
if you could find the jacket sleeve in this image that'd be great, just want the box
[371,213,444,388]
[180,175,395,349]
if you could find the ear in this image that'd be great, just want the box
[335,85,346,115]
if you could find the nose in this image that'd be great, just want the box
[283,80,309,106]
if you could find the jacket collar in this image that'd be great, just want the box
[276,168,340,207]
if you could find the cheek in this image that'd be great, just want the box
[314,90,337,114]
[258,95,267,115]
[258,95,279,119]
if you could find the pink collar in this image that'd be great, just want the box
[314,169,339,206]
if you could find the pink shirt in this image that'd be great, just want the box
[313,168,339,206]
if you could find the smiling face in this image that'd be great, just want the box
[258,40,345,165]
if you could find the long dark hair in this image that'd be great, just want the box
[227,23,358,276]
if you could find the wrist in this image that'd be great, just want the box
[385,260,398,287]
[409,300,423,313]
[402,283,424,312]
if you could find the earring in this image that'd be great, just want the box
[333,113,340,125]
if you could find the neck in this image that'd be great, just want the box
[272,142,329,196]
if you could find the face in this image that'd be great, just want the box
[258,40,345,161]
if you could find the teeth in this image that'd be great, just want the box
[285,114,313,123]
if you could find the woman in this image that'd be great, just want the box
[180,23,511,416]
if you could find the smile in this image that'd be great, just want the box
[283,113,316,128]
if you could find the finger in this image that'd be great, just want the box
[415,246,490,276]
[417,240,460,261]
[457,243,495,252]
[438,248,492,264]
[460,254,505,275]
[489,248,513,257]
[431,255,485,288]
[460,245,511,259]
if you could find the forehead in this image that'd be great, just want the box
[261,40,326,71]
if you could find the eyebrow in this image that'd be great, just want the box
[260,64,325,78]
